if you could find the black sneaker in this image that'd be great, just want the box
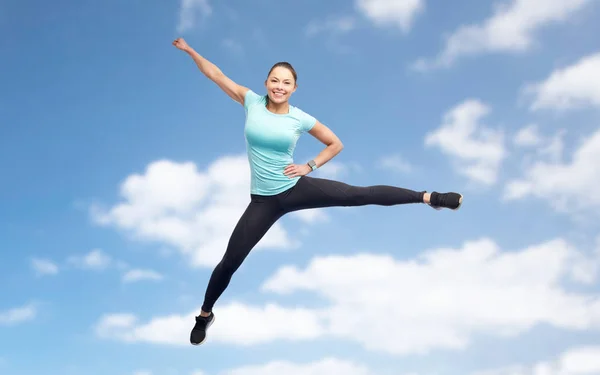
[190,312,215,345]
[428,191,463,210]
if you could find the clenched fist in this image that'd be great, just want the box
[172,37,191,52]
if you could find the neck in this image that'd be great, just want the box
[266,100,289,114]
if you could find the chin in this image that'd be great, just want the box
[269,95,288,103]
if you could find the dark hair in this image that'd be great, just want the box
[267,61,297,82]
[265,62,297,106]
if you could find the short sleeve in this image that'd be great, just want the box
[243,90,264,112]
[298,109,317,132]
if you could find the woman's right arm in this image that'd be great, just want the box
[173,38,249,105]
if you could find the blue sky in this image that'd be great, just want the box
[2,0,600,374]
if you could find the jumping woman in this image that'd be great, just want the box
[172,37,463,345]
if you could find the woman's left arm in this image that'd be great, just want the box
[306,121,344,169]
[284,121,344,178]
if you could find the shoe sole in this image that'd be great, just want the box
[190,315,215,346]
[430,194,463,211]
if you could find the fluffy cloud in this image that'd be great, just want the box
[0,303,37,326]
[306,0,424,43]
[288,208,329,225]
[523,51,600,111]
[504,126,600,214]
[355,0,425,32]
[91,156,299,268]
[30,258,59,276]
[413,0,594,70]
[513,124,543,147]
[473,345,600,375]
[94,302,324,346]
[67,249,112,270]
[425,99,506,185]
[177,0,212,33]
[262,237,600,355]
[122,269,164,283]
[305,15,356,37]
[32,248,159,283]
[219,357,372,375]
[512,124,565,163]
[94,237,600,355]
[312,160,359,180]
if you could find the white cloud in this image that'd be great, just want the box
[377,154,412,173]
[67,249,112,270]
[262,237,600,355]
[94,237,600,355]
[504,126,600,214]
[355,0,425,32]
[94,302,324,346]
[523,52,600,111]
[177,0,212,34]
[0,303,36,326]
[122,269,164,283]
[514,124,543,147]
[95,313,138,340]
[91,156,296,268]
[219,357,372,375]
[313,161,360,180]
[472,345,600,375]
[289,208,329,225]
[34,249,157,284]
[305,15,356,37]
[413,0,594,70]
[30,258,59,276]
[425,99,506,185]
[513,125,565,164]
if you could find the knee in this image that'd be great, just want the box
[346,186,371,205]
[217,255,243,276]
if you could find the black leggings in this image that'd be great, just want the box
[201,175,425,312]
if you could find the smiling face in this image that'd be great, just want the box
[265,63,297,104]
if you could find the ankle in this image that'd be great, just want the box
[423,192,431,204]
[200,310,211,317]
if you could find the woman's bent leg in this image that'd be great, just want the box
[201,196,283,313]
[282,176,425,211]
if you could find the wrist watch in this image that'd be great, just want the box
[307,160,317,171]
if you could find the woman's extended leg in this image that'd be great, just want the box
[202,196,283,312]
[281,176,462,211]
[190,195,283,345]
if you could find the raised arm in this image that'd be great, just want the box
[173,38,249,105]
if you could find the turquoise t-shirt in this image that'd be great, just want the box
[243,89,317,195]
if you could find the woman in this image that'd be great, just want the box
[172,38,463,345]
